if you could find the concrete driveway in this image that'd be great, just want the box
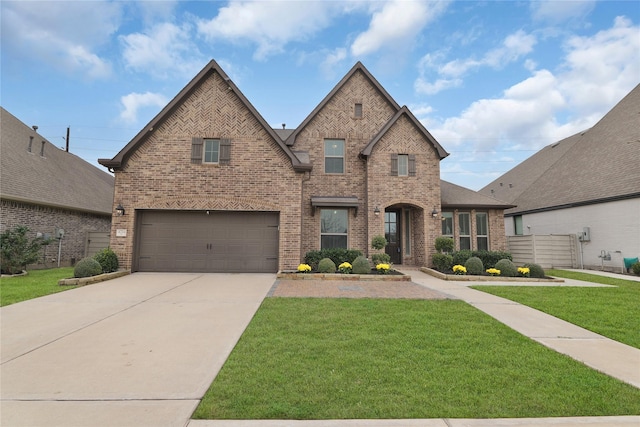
[0,273,275,427]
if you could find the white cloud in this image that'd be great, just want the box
[119,92,168,124]
[196,1,341,60]
[530,0,595,24]
[422,17,640,157]
[120,22,205,79]
[416,30,537,95]
[1,1,119,79]
[350,0,449,56]
[321,48,348,77]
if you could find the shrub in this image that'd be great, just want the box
[304,249,362,271]
[524,263,545,278]
[352,256,371,274]
[74,257,103,278]
[371,253,391,265]
[432,253,453,272]
[452,250,473,266]
[632,262,640,276]
[435,237,454,253]
[93,248,119,273]
[0,225,51,274]
[494,259,518,277]
[476,250,512,268]
[317,258,336,273]
[371,235,387,250]
[464,257,484,275]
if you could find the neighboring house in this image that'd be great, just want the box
[0,107,114,268]
[99,60,512,273]
[479,84,640,272]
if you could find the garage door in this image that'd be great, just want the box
[136,211,279,273]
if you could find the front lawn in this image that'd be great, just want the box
[194,298,640,420]
[0,267,75,307]
[472,269,640,349]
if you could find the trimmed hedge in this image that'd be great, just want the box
[74,257,102,278]
[464,257,484,275]
[317,258,336,273]
[352,256,371,274]
[435,237,454,253]
[304,249,363,271]
[371,253,391,265]
[451,250,512,269]
[524,263,546,278]
[432,253,453,272]
[495,259,518,277]
[94,248,119,273]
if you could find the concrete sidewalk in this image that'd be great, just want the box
[0,273,275,427]
[405,268,640,389]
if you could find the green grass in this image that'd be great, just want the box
[471,269,640,349]
[0,267,75,307]
[194,298,640,420]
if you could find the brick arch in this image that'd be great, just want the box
[382,199,427,211]
[144,195,281,212]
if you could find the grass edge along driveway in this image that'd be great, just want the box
[194,298,640,420]
[471,269,640,349]
[0,267,75,307]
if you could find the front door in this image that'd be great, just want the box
[384,210,401,264]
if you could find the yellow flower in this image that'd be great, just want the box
[518,267,530,277]
[297,263,311,273]
[453,264,467,274]
[339,262,352,269]
[486,268,501,276]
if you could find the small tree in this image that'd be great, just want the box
[371,235,387,250]
[435,236,454,253]
[0,226,50,274]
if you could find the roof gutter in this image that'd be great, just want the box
[504,192,640,217]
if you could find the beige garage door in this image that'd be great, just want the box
[136,211,279,273]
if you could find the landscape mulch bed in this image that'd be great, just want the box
[268,279,454,300]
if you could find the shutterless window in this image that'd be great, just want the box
[458,212,471,250]
[320,209,348,249]
[476,212,489,251]
[514,215,523,235]
[404,209,411,256]
[324,139,344,174]
[354,103,363,118]
[204,139,220,163]
[441,212,453,236]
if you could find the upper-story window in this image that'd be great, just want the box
[204,139,220,163]
[391,154,416,176]
[191,137,231,165]
[324,139,344,174]
[354,103,363,118]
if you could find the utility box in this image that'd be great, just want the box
[582,227,591,242]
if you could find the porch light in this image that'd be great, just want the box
[115,204,125,216]
[374,206,380,216]
[431,208,438,218]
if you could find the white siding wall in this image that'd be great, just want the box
[505,198,640,272]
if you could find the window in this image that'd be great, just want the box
[324,139,344,174]
[398,155,409,176]
[391,154,416,176]
[476,212,489,250]
[404,209,411,256]
[354,103,363,118]
[458,212,471,250]
[191,138,231,164]
[320,209,348,249]
[514,215,523,235]
[441,212,453,236]
[204,139,220,163]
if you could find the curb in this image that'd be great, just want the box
[277,272,411,281]
[58,270,130,287]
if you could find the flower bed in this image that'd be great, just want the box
[420,267,563,282]
[277,270,410,281]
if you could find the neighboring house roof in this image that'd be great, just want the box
[361,106,449,160]
[1,107,114,215]
[99,60,311,172]
[480,84,640,215]
[441,180,514,209]
[285,61,401,147]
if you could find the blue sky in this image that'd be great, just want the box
[2,0,639,191]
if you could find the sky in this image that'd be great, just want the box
[2,0,639,191]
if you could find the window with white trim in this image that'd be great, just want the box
[458,212,471,250]
[476,212,489,250]
[441,212,453,236]
[204,139,220,163]
[324,139,344,174]
[398,154,409,176]
[320,209,348,249]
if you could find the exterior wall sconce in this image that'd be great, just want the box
[115,204,125,216]
[431,208,438,218]
[374,206,380,216]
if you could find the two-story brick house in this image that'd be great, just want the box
[100,60,511,272]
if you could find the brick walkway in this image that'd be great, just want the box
[268,279,454,299]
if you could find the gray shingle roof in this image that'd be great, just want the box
[441,180,514,209]
[1,107,114,215]
[480,84,640,215]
